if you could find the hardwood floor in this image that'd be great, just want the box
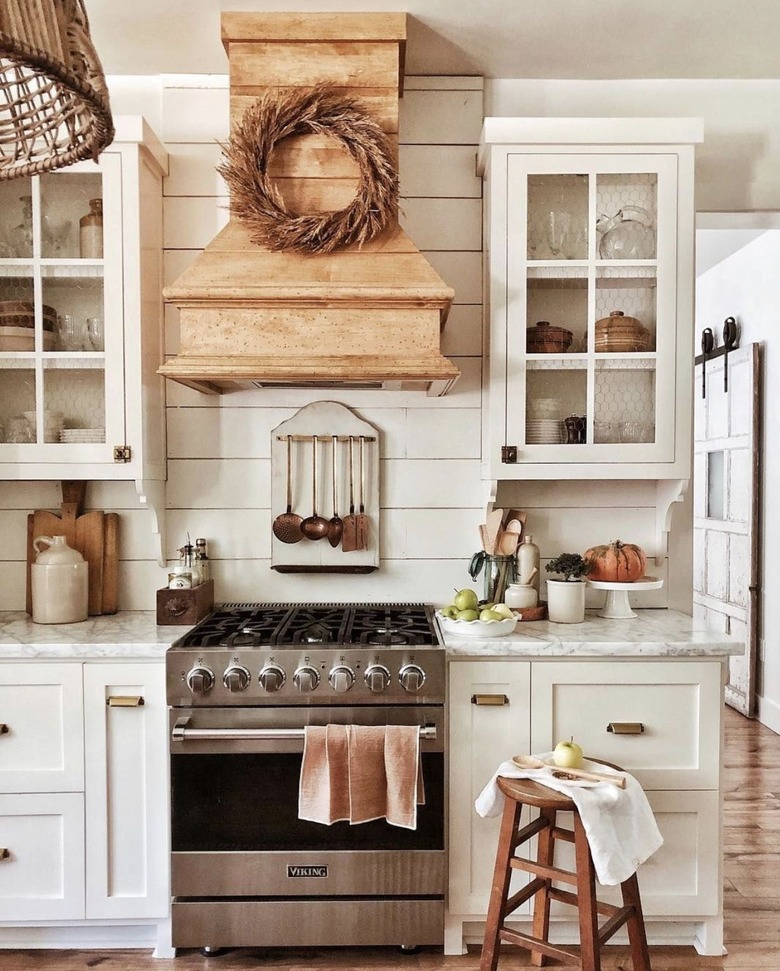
[1,707,776,970]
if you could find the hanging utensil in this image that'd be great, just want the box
[271,435,303,544]
[327,435,344,548]
[341,436,358,552]
[700,327,714,399]
[355,435,369,551]
[300,437,329,541]
[722,316,738,392]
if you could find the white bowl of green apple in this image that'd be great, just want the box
[436,588,519,638]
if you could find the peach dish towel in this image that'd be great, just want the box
[299,724,425,830]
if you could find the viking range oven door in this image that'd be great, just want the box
[169,705,446,948]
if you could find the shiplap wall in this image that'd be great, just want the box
[0,75,671,610]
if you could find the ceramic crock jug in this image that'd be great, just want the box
[596,205,655,260]
[31,535,88,624]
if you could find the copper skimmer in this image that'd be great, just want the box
[341,436,358,552]
[271,435,303,544]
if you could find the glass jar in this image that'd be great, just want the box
[10,195,33,257]
[469,552,517,605]
[79,198,103,258]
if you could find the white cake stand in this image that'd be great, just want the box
[586,576,664,619]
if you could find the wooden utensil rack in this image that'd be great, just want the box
[271,403,379,574]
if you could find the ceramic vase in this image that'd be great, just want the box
[546,579,586,624]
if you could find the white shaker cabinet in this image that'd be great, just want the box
[447,657,725,956]
[0,659,169,940]
[478,118,703,480]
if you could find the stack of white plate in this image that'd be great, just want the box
[60,427,105,444]
[526,419,563,444]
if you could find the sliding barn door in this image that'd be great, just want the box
[693,343,761,716]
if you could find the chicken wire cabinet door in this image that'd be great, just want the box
[0,119,167,482]
[479,118,702,479]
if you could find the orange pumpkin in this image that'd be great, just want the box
[584,540,647,582]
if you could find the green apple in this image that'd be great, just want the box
[440,604,459,620]
[552,737,584,769]
[453,588,479,612]
[456,608,479,621]
[479,608,504,622]
[491,603,515,619]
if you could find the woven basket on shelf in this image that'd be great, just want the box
[0,0,113,180]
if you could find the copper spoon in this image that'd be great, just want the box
[272,435,303,544]
[300,436,329,541]
[327,435,344,548]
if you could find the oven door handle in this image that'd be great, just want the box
[171,717,437,743]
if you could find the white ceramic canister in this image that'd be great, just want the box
[546,579,586,624]
[504,583,538,610]
[31,535,88,624]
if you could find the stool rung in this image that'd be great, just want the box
[551,825,575,843]
[549,885,621,919]
[503,876,546,917]
[498,927,580,966]
[597,904,634,944]
[512,815,547,851]
[510,856,579,887]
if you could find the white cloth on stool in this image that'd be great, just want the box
[474,754,663,886]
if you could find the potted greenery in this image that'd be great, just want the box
[545,553,589,623]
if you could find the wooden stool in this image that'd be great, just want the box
[479,772,651,971]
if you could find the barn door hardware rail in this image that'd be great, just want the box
[695,317,739,398]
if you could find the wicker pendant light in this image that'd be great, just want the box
[0,0,114,180]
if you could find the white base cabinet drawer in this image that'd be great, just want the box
[548,789,720,917]
[0,792,85,920]
[0,664,84,793]
[530,661,722,789]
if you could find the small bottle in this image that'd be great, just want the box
[79,198,103,258]
[195,538,210,583]
[180,540,201,586]
[517,534,541,594]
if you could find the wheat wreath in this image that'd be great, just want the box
[218,86,398,255]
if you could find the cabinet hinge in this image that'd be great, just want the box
[113,445,132,463]
[501,445,518,464]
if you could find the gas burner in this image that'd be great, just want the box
[364,627,413,646]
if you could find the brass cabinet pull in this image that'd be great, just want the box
[0,848,9,861]
[471,694,509,706]
[0,723,8,735]
[107,696,145,708]
[607,722,644,734]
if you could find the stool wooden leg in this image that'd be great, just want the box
[573,813,601,971]
[479,796,524,971]
[530,808,556,968]
[621,872,652,971]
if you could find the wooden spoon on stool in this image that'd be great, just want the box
[512,754,627,789]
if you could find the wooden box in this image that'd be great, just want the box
[156,580,214,626]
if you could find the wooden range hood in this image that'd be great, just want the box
[160,12,459,396]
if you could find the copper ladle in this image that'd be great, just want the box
[300,436,329,541]
[327,434,344,548]
[272,435,303,544]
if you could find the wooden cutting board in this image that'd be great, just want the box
[25,481,119,616]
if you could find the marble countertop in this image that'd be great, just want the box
[440,608,744,657]
[0,608,743,661]
[0,611,191,659]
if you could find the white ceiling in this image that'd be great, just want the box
[87,0,780,80]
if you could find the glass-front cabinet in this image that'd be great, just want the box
[0,118,168,482]
[479,119,702,479]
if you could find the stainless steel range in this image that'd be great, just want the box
[166,603,445,953]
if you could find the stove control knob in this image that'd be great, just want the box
[399,663,426,694]
[329,665,355,693]
[293,665,320,693]
[258,664,286,693]
[364,664,391,693]
[223,664,251,693]
[186,665,214,695]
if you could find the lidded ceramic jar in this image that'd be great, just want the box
[504,583,538,610]
[31,535,88,624]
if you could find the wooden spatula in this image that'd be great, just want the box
[341,436,358,552]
